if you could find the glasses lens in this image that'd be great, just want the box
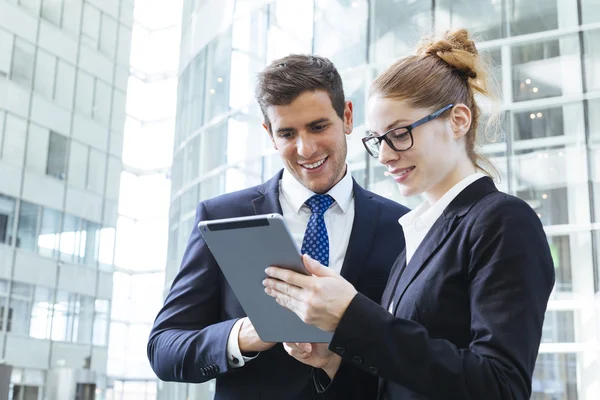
[363,137,380,157]
[388,128,411,151]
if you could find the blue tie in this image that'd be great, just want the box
[301,194,334,267]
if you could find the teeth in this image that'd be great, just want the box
[391,167,413,177]
[303,159,326,169]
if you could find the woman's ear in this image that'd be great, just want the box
[450,104,472,139]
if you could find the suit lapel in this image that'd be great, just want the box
[380,249,406,310]
[251,170,284,215]
[391,176,499,312]
[339,181,380,286]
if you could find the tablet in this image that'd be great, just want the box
[198,213,333,343]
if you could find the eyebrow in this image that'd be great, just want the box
[275,118,331,134]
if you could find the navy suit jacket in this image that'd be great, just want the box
[327,177,555,399]
[147,170,409,399]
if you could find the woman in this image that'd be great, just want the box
[263,29,555,399]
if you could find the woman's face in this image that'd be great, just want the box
[367,96,473,203]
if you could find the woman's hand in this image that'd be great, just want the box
[283,342,342,379]
[263,254,358,332]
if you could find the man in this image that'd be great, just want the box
[147,54,409,399]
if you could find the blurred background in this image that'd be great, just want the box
[0,0,599,399]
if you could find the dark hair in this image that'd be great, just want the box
[255,54,346,132]
[370,29,499,178]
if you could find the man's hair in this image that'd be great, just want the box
[255,54,345,132]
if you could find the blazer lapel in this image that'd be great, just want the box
[391,176,499,312]
[251,170,284,215]
[380,249,406,310]
[339,181,380,286]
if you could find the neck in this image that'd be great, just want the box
[424,160,478,205]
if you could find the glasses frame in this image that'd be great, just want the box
[362,104,455,158]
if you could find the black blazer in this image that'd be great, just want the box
[147,170,410,400]
[327,177,555,399]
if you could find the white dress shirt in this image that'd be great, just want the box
[389,172,486,313]
[227,168,356,367]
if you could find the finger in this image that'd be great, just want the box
[295,342,312,353]
[264,287,304,317]
[283,343,311,359]
[262,278,303,300]
[265,266,312,288]
[303,254,336,277]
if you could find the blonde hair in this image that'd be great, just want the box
[370,29,499,178]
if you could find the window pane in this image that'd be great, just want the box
[509,0,578,37]
[60,213,82,264]
[437,0,503,40]
[61,0,82,35]
[203,29,232,121]
[541,310,575,343]
[51,291,79,342]
[93,79,111,125]
[19,0,41,16]
[584,29,600,93]
[11,38,35,88]
[0,194,16,245]
[87,148,106,194]
[313,0,367,70]
[16,202,39,252]
[532,353,578,399]
[82,220,101,266]
[37,207,61,259]
[100,14,118,59]
[34,48,56,99]
[582,0,600,24]
[68,141,88,189]
[29,286,53,339]
[46,131,69,180]
[0,29,12,77]
[512,36,582,102]
[82,4,101,49]
[512,103,583,141]
[75,71,94,117]
[370,0,431,63]
[41,0,63,26]
[8,282,33,335]
[75,295,94,344]
[54,60,75,109]
[2,114,27,166]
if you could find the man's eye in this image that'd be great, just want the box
[279,132,293,139]
[312,124,327,132]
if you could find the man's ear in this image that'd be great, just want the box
[449,104,472,139]
[343,100,354,136]
[263,123,277,150]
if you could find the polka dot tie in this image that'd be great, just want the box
[301,194,334,267]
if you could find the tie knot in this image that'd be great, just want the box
[305,194,334,215]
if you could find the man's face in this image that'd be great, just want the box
[265,90,353,194]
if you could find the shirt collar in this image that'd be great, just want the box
[281,166,354,214]
[399,172,486,229]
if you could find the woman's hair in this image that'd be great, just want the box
[370,29,499,178]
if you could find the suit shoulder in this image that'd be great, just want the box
[363,189,410,215]
[468,191,543,234]
[198,184,264,217]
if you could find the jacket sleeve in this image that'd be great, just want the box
[147,201,238,383]
[327,199,555,399]
[311,361,379,399]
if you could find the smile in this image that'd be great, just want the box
[301,158,327,170]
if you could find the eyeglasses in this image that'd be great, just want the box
[362,104,454,158]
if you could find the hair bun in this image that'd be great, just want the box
[417,29,479,80]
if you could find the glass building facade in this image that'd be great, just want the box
[0,0,134,398]
[167,0,600,399]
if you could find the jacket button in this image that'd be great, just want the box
[352,356,363,365]
[335,347,345,356]
[232,356,239,365]
[369,366,378,374]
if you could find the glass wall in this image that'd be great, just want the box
[169,0,600,399]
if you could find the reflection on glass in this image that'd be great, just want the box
[546,235,573,292]
[203,29,232,122]
[512,103,584,141]
[38,207,61,259]
[509,0,562,36]
[8,282,33,335]
[532,353,578,399]
[16,202,40,252]
[512,36,581,102]
[93,299,110,346]
[29,286,53,340]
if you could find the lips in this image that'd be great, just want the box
[389,166,415,178]
[300,157,327,170]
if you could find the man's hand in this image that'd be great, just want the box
[284,342,342,379]
[238,317,276,353]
